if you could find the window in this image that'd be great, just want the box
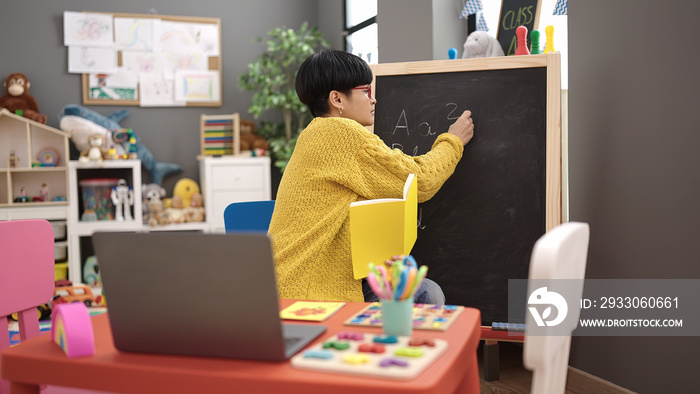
[344,0,378,63]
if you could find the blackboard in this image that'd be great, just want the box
[497,0,542,56]
[370,54,561,325]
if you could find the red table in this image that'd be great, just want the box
[2,300,481,394]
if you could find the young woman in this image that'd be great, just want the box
[269,49,474,304]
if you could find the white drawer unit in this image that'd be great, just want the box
[199,156,271,232]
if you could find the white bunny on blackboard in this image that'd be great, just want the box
[269,49,474,305]
[462,31,505,58]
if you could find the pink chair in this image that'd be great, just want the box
[1,219,110,394]
[1,219,55,394]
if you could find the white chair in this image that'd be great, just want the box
[523,222,590,394]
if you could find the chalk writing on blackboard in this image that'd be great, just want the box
[497,0,541,56]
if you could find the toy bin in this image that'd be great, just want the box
[55,262,68,281]
[79,178,119,221]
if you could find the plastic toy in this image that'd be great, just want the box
[8,148,19,167]
[58,104,182,185]
[83,256,101,286]
[515,26,530,56]
[51,302,95,358]
[111,178,134,221]
[39,183,49,201]
[291,331,447,379]
[52,284,96,308]
[36,147,60,166]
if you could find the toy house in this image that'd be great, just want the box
[0,108,71,210]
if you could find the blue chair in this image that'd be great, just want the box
[223,200,276,233]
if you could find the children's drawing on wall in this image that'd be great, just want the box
[62,11,221,106]
[174,71,220,102]
[114,18,154,51]
[63,11,114,47]
[122,52,166,74]
[88,71,138,101]
[153,20,213,79]
[139,73,185,107]
[68,46,117,74]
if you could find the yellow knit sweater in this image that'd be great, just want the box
[269,117,463,302]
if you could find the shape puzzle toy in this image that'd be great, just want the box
[290,331,447,379]
[279,301,346,322]
[344,303,464,331]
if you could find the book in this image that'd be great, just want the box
[279,301,346,322]
[349,173,417,279]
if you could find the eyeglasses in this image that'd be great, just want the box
[351,85,373,100]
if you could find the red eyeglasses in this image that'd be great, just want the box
[351,85,373,100]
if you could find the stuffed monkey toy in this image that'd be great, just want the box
[0,73,47,124]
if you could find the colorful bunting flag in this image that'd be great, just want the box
[553,0,568,15]
[460,0,483,19]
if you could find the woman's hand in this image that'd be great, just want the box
[448,110,475,146]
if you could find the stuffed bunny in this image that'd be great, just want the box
[462,31,505,58]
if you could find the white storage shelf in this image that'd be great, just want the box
[67,160,144,284]
[67,160,210,284]
[199,156,271,232]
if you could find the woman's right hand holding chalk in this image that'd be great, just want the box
[448,110,474,146]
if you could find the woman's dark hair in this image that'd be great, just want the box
[295,49,373,117]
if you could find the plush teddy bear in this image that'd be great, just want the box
[0,73,47,123]
[141,183,166,224]
[239,119,269,152]
[78,133,106,163]
[145,190,170,227]
[462,31,505,59]
[166,195,187,224]
[184,192,205,223]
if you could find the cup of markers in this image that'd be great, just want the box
[367,255,428,336]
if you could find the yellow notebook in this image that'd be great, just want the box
[349,173,417,279]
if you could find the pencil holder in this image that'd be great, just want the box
[381,297,414,336]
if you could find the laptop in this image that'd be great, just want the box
[92,231,326,361]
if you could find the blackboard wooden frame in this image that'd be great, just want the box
[369,53,562,324]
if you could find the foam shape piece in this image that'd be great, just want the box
[51,302,95,358]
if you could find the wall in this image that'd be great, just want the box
[377,0,468,63]
[0,0,319,193]
[568,1,700,392]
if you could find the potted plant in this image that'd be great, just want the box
[239,23,329,171]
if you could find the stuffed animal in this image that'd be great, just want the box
[58,104,182,185]
[240,119,269,152]
[0,73,47,123]
[79,133,106,163]
[184,192,205,223]
[141,183,166,224]
[462,31,504,59]
[164,178,200,209]
[165,195,187,224]
[145,191,170,226]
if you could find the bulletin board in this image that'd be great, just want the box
[63,11,222,107]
